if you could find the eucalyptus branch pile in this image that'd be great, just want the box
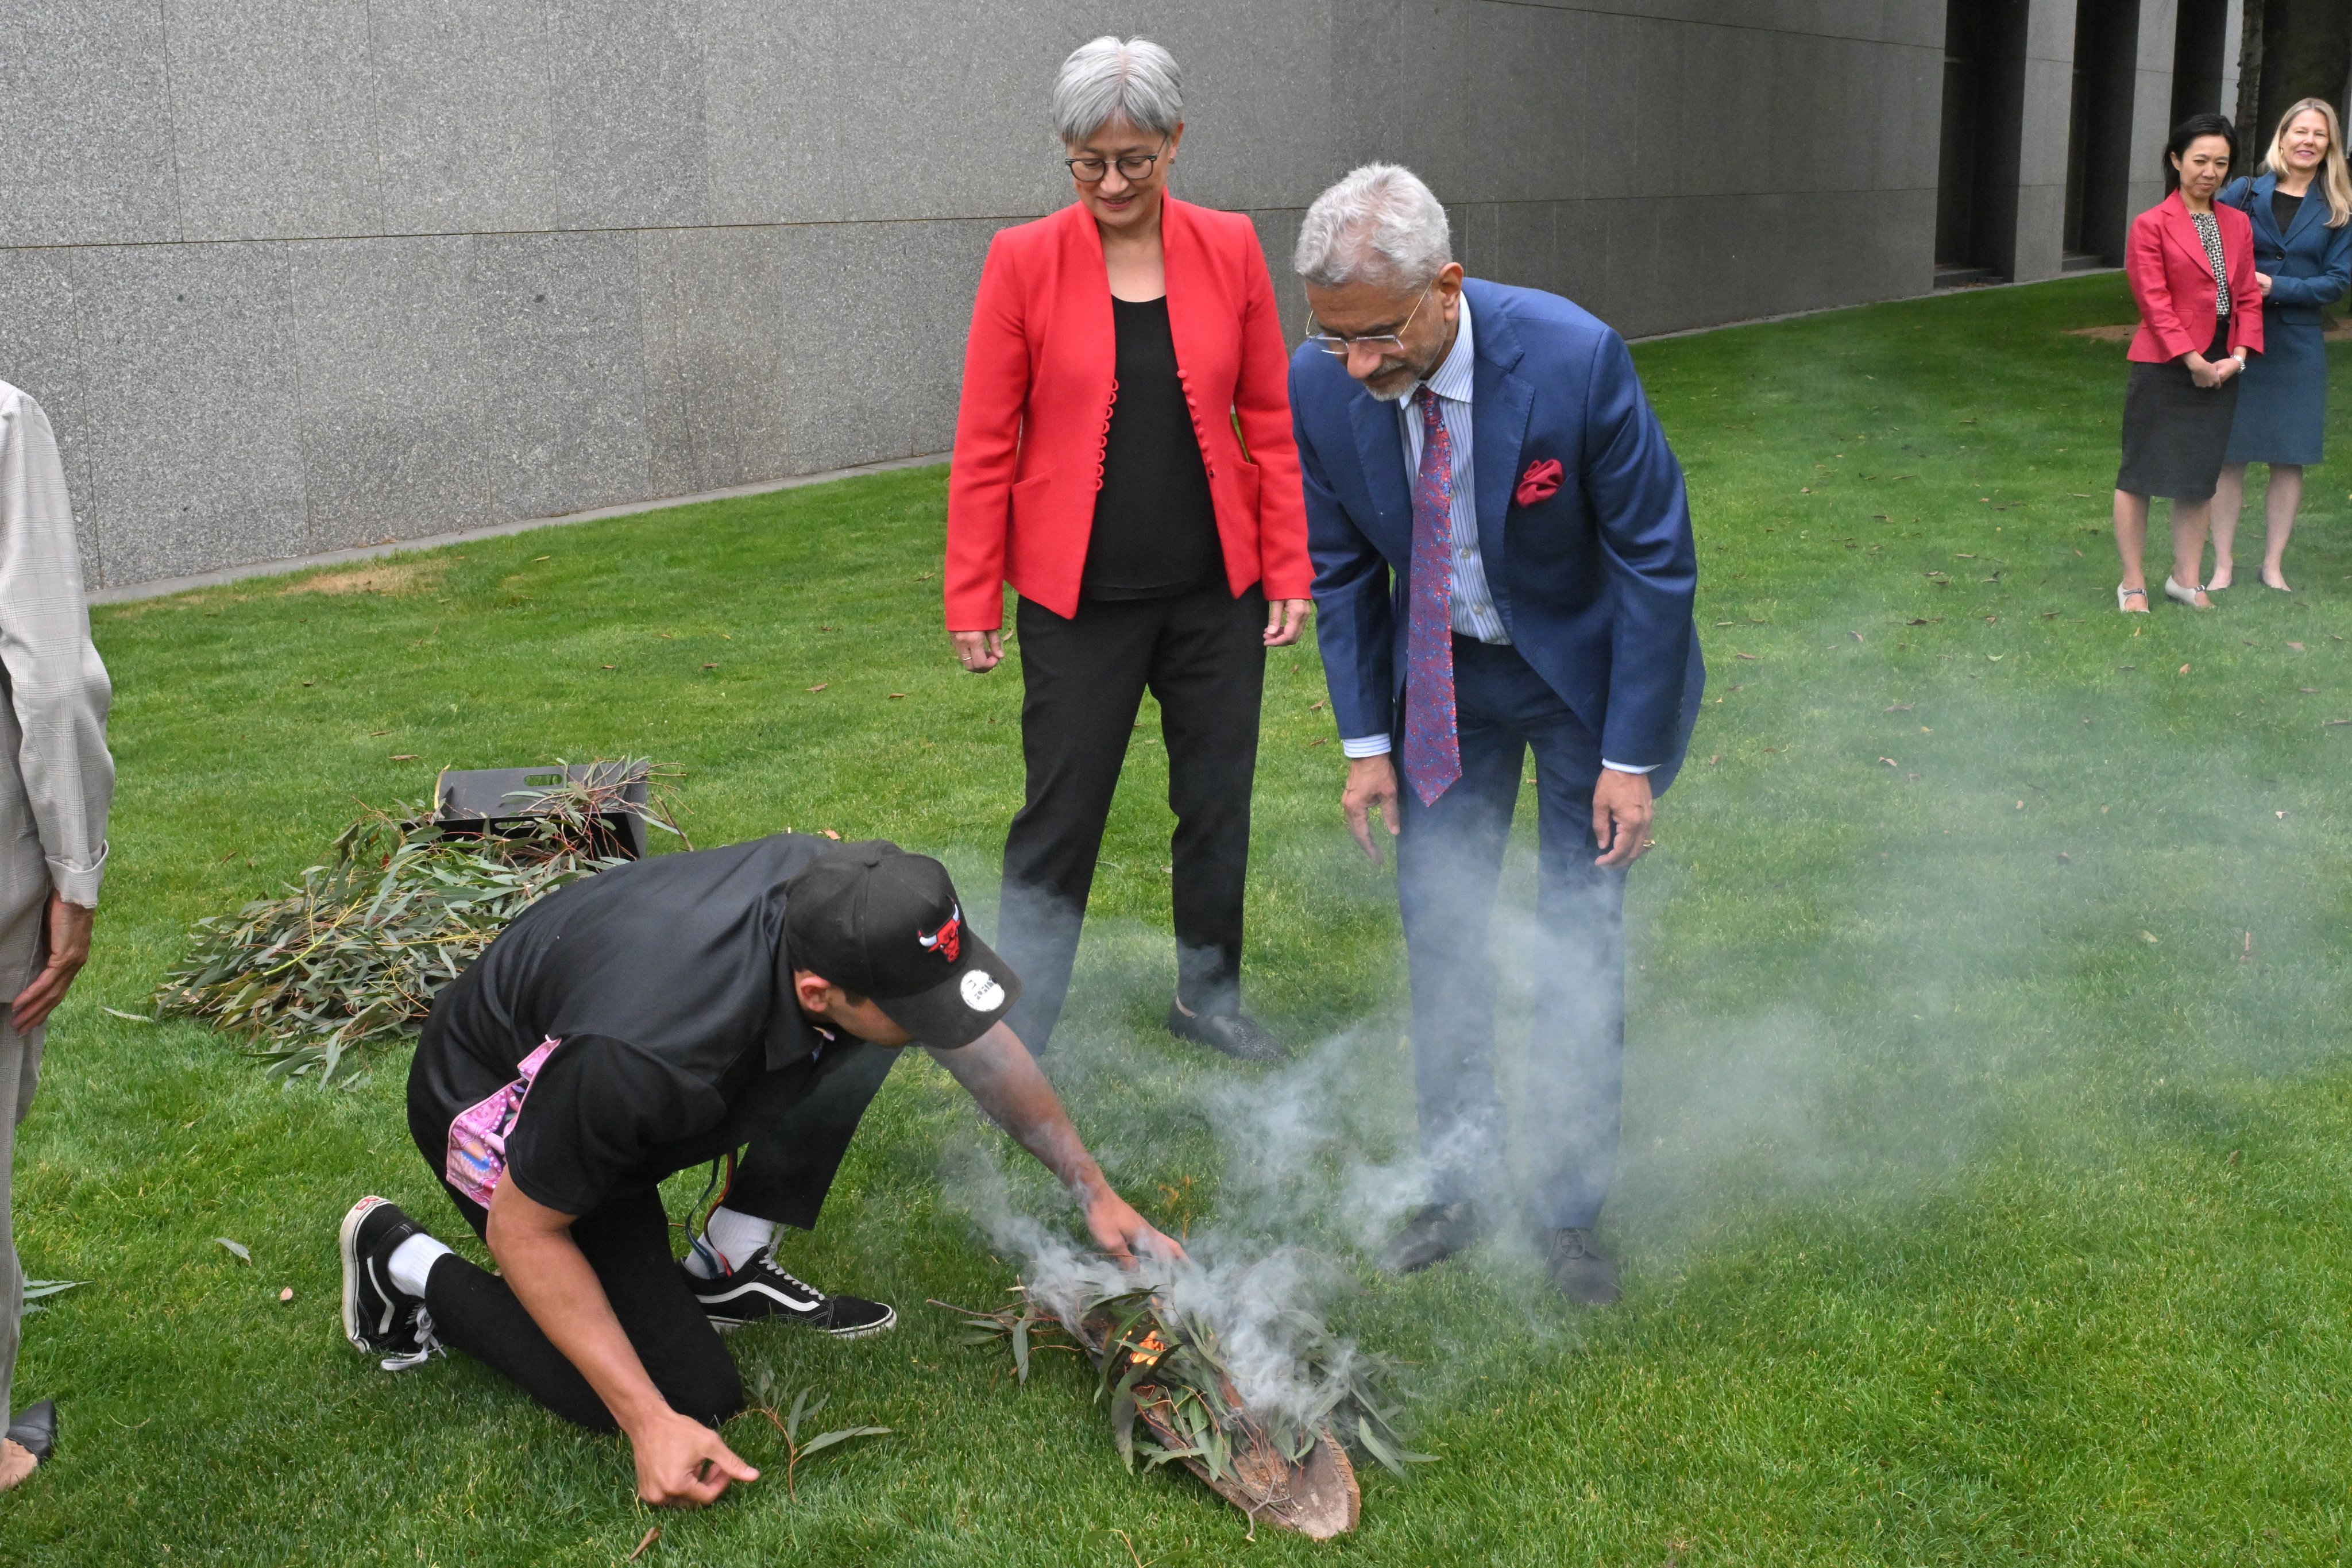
[940,1267,1428,1539]
[157,762,682,1084]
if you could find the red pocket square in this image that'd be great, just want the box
[1515,457,1563,508]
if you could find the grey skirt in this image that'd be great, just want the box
[2117,327,2241,502]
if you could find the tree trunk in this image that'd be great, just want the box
[2251,0,2352,155]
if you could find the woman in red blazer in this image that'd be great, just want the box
[2114,113,2264,613]
[944,37,1312,1062]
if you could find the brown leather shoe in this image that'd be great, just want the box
[1542,1229,1621,1304]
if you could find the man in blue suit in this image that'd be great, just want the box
[1288,165,1701,1303]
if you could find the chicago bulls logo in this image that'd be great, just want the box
[917,905,963,963]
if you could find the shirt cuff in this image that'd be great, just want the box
[1601,760,1658,775]
[1341,735,1392,759]
[46,842,107,909]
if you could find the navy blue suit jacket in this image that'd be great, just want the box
[2222,173,2352,319]
[1289,278,1703,789]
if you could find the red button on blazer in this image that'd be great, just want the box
[944,198,1312,629]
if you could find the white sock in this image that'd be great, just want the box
[685,1206,778,1279]
[387,1233,453,1299]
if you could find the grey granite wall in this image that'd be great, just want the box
[0,2,1952,589]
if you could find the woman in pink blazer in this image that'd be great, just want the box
[2114,113,2264,612]
[943,38,1312,1062]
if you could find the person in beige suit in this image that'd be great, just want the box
[0,380,113,1492]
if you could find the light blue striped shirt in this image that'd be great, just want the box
[1341,295,1652,775]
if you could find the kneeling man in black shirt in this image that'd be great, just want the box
[336,834,1180,1507]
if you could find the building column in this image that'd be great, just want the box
[2124,2,2185,235]
[2011,0,2083,281]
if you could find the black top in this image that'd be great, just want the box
[1082,295,1223,600]
[2273,189,2304,238]
[410,833,843,1216]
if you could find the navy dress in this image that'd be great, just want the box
[2222,173,2352,466]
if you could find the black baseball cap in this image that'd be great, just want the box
[782,840,1021,1049]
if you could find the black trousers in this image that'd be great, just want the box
[997,583,1266,1051]
[408,1040,898,1431]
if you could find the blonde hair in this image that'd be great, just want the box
[2261,98,2352,227]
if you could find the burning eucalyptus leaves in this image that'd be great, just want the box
[941,1268,1429,1539]
[157,762,681,1084]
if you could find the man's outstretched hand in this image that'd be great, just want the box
[1342,755,1402,864]
[1591,768,1655,869]
[628,1408,759,1508]
[1084,1185,1189,1269]
[11,893,91,1035]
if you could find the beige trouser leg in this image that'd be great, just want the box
[0,1019,41,1422]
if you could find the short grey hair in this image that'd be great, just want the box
[1052,37,1183,145]
[1294,164,1453,291]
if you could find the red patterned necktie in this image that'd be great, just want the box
[1401,387,1462,806]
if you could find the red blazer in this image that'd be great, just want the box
[2126,191,2263,363]
[944,198,1312,629]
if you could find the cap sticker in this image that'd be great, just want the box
[960,968,1005,1012]
[918,905,963,963]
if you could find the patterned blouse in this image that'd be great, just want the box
[2191,210,2231,318]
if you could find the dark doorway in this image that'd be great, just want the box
[1937,0,2032,283]
[2171,0,2233,127]
[2065,0,2141,265]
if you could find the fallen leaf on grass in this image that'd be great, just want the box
[601,665,617,670]
[2289,642,2306,651]
[1886,702,1915,712]
[1955,553,1976,559]
[1879,757,1898,767]
[2179,665,2191,675]
[391,754,418,762]
[629,1527,660,1562]
[806,683,828,692]
[532,555,551,562]
[2323,718,2352,727]
[888,693,907,700]
[1310,737,1328,747]
[2140,932,2159,944]
[370,729,389,736]
[1707,755,1721,766]
[279,1287,295,1303]
[1849,631,1864,643]
[1734,652,1758,661]
[2301,687,2319,694]
[101,1007,155,1023]
[1716,620,1735,627]
[215,1238,252,1264]
[2057,852,2071,863]
[821,829,841,840]
[702,663,718,670]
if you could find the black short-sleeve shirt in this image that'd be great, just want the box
[408,832,839,1216]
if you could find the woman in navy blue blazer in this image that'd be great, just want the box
[2212,98,2352,592]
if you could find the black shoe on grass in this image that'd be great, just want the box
[687,1247,897,1338]
[1540,1227,1621,1306]
[6,1401,56,1463]
[338,1195,439,1369]
[1164,1003,1287,1062]
[1377,1201,1482,1275]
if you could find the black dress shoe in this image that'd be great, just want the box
[1540,1227,1621,1305]
[7,1400,56,1462]
[1164,1003,1287,1062]
[1377,1202,1482,1275]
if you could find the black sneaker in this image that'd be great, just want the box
[339,1196,439,1369]
[686,1246,897,1338]
[1164,1002,1287,1062]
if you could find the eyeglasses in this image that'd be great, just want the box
[1303,288,1430,357]
[1065,142,1169,184]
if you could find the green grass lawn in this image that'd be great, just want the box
[9,272,2352,1566]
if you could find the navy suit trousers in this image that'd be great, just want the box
[1396,636,1626,1231]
